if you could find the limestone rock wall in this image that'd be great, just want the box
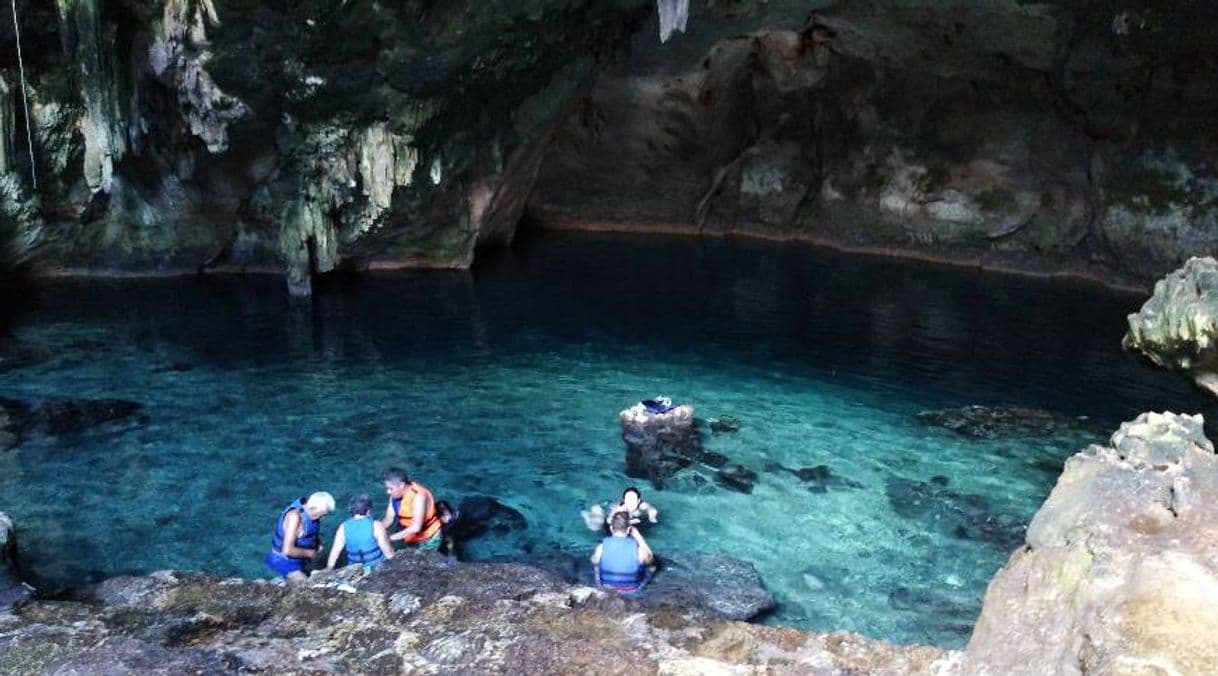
[529,1,1218,285]
[0,0,653,292]
[964,412,1218,674]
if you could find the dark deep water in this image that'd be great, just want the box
[1,231,1214,647]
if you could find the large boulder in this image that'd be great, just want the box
[1124,257,1218,398]
[965,412,1218,674]
[620,402,702,488]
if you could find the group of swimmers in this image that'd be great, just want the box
[266,466,663,594]
[265,467,455,583]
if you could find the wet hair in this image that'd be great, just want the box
[383,467,410,484]
[621,486,642,502]
[348,494,373,516]
[305,491,336,514]
[609,511,631,533]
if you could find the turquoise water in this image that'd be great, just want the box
[1,232,1214,647]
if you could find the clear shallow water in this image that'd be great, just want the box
[1,232,1214,647]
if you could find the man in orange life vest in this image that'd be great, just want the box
[380,467,444,551]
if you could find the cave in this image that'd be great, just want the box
[2,1,1218,672]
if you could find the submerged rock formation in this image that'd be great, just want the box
[917,405,1095,439]
[1124,257,1218,397]
[965,411,1218,674]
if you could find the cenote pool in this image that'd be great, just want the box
[1,232,1214,647]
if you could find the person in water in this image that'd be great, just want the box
[380,467,444,551]
[610,486,659,526]
[591,511,656,593]
[325,494,395,571]
[581,486,660,532]
[266,491,335,584]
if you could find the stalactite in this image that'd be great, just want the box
[656,0,688,43]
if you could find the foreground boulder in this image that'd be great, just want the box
[1124,257,1218,398]
[0,555,951,674]
[965,412,1218,674]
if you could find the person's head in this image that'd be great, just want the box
[348,494,373,517]
[304,492,336,520]
[609,511,631,535]
[383,467,411,499]
[621,486,642,511]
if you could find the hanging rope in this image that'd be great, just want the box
[9,0,36,189]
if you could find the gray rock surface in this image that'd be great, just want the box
[1124,257,1218,397]
[0,556,952,674]
[964,412,1218,674]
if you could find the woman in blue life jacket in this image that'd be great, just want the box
[326,494,396,572]
[591,511,656,593]
[266,491,335,584]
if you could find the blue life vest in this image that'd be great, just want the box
[270,497,320,560]
[598,535,642,586]
[343,516,384,565]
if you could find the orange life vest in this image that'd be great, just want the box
[394,482,442,543]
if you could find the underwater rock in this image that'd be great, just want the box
[708,416,741,434]
[152,361,194,374]
[696,449,729,468]
[714,464,758,494]
[916,405,1088,439]
[889,586,977,638]
[0,343,43,374]
[1124,257,1218,399]
[966,412,1218,674]
[643,553,777,622]
[0,512,34,610]
[33,399,144,435]
[790,464,864,493]
[620,402,702,488]
[0,399,28,452]
[885,477,1026,550]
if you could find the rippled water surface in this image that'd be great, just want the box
[1,232,1213,647]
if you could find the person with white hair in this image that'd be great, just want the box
[265,491,335,583]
